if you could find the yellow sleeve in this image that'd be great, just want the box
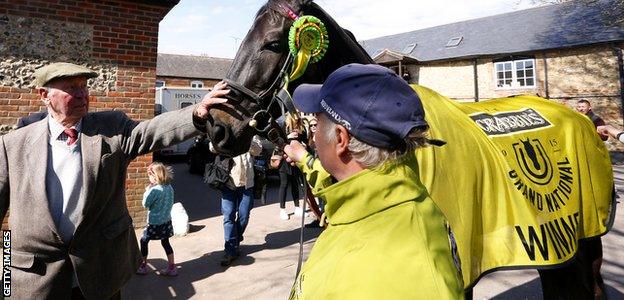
[295,153,333,193]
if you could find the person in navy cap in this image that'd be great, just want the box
[283,63,463,299]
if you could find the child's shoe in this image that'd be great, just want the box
[136,263,148,275]
[160,264,178,276]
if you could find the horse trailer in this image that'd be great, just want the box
[154,87,211,156]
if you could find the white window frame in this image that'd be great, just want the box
[190,80,204,88]
[446,36,463,48]
[494,58,536,90]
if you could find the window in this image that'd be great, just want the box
[402,43,417,54]
[155,80,165,88]
[494,58,535,89]
[190,80,204,88]
[180,102,193,109]
[446,36,463,48]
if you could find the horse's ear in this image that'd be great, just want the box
[298,0,314,8]
[342,28,358,42]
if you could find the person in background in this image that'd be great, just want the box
[136,162,177,276]
[302,116,324,228]
[219,136,262,266]
[283,63,463,299]
[306,117,317,155]
[598,124,624,143]
[277,113,307,220]
[252,136,271,203]
[576,99,608,140]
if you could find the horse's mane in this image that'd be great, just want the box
[262,1,372,85]
[304,2,374,64]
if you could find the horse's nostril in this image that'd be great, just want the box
[213,125,226,142]
[212,124,231,148]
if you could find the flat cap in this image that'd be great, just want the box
[33,62,98,87]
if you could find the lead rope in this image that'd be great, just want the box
[295,174,308,277]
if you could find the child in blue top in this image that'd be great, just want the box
[136,162,177,276]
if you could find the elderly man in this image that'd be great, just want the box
[283,64,463,299]
[0,62,228,299]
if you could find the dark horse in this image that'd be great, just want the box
[204,0,372,156]
[203,0,609,298]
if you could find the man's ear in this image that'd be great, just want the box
[335,125,350,156]
[37,87,49,105]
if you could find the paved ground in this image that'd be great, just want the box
[123,162,624,299]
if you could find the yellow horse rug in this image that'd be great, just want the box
[413,85,615,287]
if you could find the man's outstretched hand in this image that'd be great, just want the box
[284,140,308,165]
[194,81,229,119]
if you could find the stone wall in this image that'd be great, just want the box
[0,0,177,228]
[411,43,624,151]
[418,60,476,101]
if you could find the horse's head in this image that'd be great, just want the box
[204,0,373,156]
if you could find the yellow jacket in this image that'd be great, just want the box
[290,153,464,299]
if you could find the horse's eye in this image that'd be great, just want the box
[262,41,282,53]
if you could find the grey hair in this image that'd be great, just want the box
[322,117,430,169]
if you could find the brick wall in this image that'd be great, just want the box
[157,76,221,89]
[0,0,178,227]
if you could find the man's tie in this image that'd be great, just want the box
[64,128,78,146]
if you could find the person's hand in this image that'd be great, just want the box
[284,140,308,164]
[194,81,229,119]
[287,131,299,140]
[597,124,621,140]
[597,125,610,136]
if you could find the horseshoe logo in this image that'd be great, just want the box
[512,139,554,186]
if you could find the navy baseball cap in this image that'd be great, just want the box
[293,63,427,150]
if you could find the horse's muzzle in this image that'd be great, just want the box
[204,117,255,157]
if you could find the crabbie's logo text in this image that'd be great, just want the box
[470,109,552,136]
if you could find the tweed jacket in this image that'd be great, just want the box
[0,105,200,299]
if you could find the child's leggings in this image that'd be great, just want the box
[140,237,173,257]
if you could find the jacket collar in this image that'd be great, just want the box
[316,153,428,225]
[47,115,82,141]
